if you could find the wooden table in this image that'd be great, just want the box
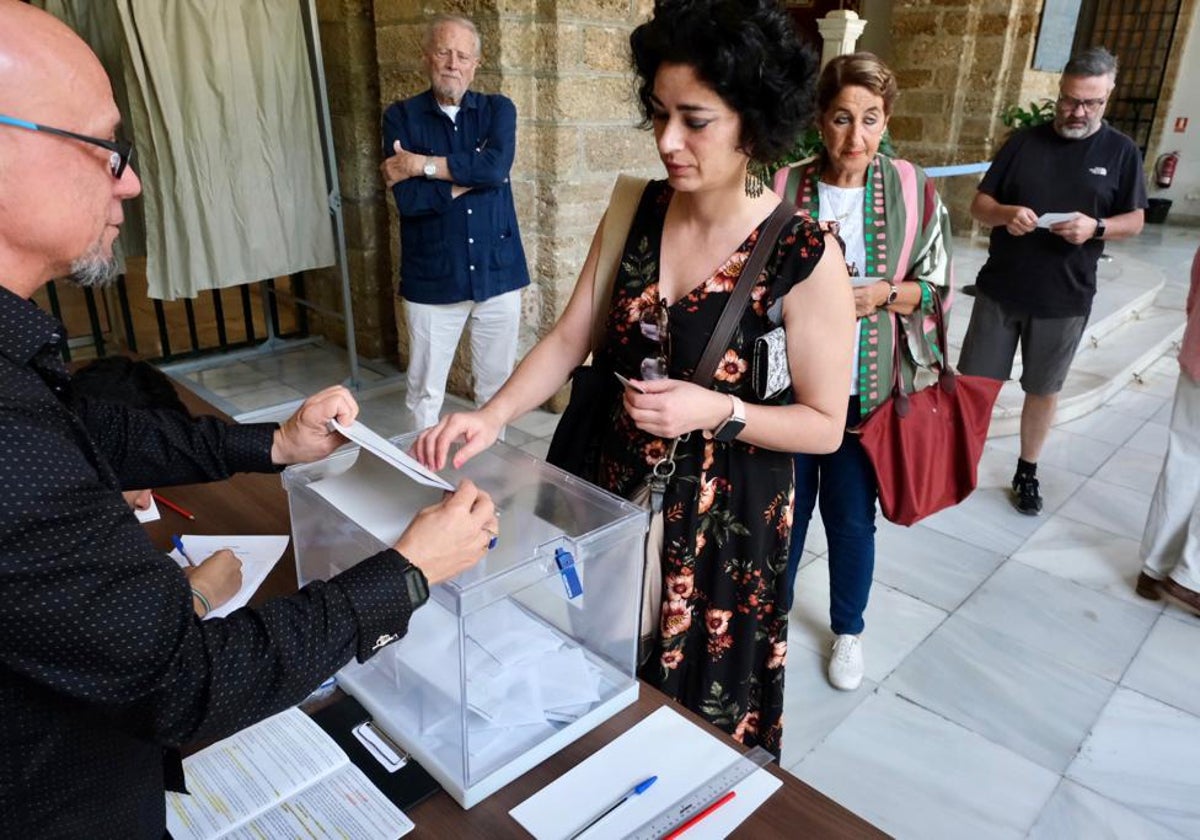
[145,394,886,839]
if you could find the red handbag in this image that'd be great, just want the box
[855,294,1003,526]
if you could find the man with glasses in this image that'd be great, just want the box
[0,3,497,835]
[380,13,529,432]
[959,46,1147,515]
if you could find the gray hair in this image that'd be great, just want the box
[1064,46,1118,82]
[422,14,481,57]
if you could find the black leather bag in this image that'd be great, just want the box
[545,361,618,478]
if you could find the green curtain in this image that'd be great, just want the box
[39,0,335,301]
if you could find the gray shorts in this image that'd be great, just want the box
[957,290,1088,395]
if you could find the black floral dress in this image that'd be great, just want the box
[591,181,827,756]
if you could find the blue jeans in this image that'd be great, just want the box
[786,396,877,635]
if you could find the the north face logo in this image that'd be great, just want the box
[1089,166,1108,176]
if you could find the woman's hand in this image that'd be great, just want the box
[184,549,243,614]
[852,281,890,318]
[412,410,503,471]
[621,378,730,439]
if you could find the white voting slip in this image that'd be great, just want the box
[168,534,289,619]
[510,706,781,839]
[1036,211,1080,228]
[135,495,161,523]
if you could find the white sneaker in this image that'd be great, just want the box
[828,634,864,691]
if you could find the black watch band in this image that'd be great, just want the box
[1093,218,1106,240]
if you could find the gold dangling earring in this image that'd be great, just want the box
[745,161,765,198]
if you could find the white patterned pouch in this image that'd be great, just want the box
[752,326,790,399]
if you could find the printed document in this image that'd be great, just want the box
[165,707,413,840]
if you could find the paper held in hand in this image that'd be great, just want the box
[330,419,454,492]
[1036,211,1080,228]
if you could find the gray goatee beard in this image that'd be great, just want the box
[68,242,120,288]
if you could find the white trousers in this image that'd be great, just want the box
[1140,372,1200,591]
[402,290,522,431]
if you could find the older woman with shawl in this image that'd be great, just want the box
[773,52,953,691]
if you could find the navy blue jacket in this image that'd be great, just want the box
[383,89,530,304]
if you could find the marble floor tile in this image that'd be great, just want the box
[989,427,1118,477]
[1152,397,1175,425]
[1010,516,1160,610]
[920,462,1081,555]
[1056,405,1149,447]
[1028,780,1188,840]
[1057,474,1153,541]
[955,561,1157,681]
[1124,421,1170,458]
[227,383,307,413]
[1105,387,1171,420]
[787,562,947,682]
[795,691,1059,840]
[883,614,1115,773]
[779,645,876,770]
[191,361,274,396]
[1121,613,1200,718]
[1095,445,1166,496]
[1068,687,1200,838]
[872,520,1005,612]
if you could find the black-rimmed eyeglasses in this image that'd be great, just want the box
[0,114,135,178]
[1056,95,1107,114]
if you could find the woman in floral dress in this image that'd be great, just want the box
[415,0,855,756]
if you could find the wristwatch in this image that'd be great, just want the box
[885,283,899,306]
[422,157,437,178]
[396,553,430,609]
[712,394,746,443]
[1093,217,1107,240]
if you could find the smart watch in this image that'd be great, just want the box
[1093,217,1106,240]
[885,283,899,306]
[422,157,437,179]
[712,394,746,443]
[396,553,430,609]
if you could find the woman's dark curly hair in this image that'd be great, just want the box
[630,0,817,165]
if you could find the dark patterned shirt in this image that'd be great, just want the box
[0,286,416,838]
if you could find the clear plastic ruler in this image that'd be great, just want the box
[626,746,774,839]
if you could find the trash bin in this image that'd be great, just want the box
[1146,198,1173,224]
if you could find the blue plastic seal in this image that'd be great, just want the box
[555,547,582,599]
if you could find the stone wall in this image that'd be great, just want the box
[885,0,1047,234]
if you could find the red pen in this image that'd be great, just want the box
[153,492,196,521]
[663,789,737,840]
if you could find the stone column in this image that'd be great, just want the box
[817,9,868,67]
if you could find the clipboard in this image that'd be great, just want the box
[309,693,442,810]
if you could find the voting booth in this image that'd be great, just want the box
[283,431,646,808]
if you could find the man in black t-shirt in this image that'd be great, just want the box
[959,46,1147,516]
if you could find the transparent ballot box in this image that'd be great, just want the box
[283,435,646,807]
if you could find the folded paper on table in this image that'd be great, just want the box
[509,706,781,840]
[168,534,289,619]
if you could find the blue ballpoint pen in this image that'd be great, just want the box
[566,775,658,840]
[171,535,196,567]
